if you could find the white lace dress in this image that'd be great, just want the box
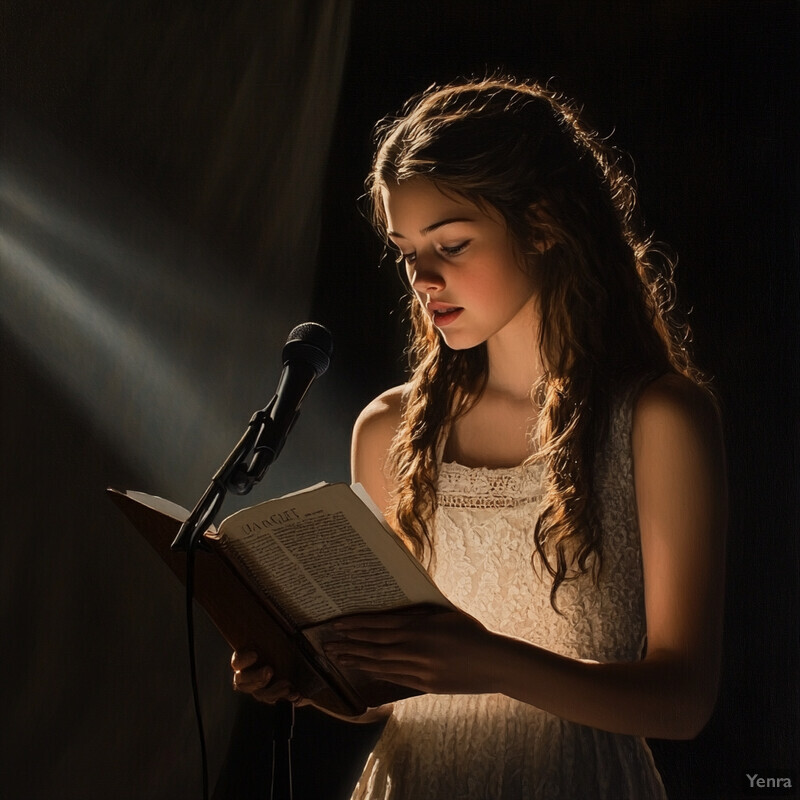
[350,389,667,799]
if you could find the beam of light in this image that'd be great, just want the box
[0,114,350,504]
[1,167,221,319]
[1,226,228,486]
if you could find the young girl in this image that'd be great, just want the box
[232,77,727,799]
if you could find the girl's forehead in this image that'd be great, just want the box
[381,177,465,205]
[381,179,492,236]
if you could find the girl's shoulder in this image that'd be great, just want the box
[351,385,409,512]
[631,372,724,484]
[353,384,407,438]
[633,373,720,433]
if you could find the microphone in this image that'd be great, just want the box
[226,322,333,494]
[170,322,332,550]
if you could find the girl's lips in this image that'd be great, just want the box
[430,307,464,327]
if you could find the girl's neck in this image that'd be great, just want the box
[484,310,544,401]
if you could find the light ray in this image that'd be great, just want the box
[0,115,349,502]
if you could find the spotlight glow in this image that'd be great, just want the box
[0,119,348,501]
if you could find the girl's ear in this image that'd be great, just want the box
[525,203,558,253]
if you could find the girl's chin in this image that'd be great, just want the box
[438,331,486,351]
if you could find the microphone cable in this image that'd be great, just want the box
[185,541,295,800]
[185,546,210,800]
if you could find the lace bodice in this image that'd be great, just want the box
[350,384,665,799]
[431,387,647,664]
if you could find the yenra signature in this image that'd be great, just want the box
[746,774,793,789]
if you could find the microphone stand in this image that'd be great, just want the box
[271,701,295,800]
[171,395,292,551]
[171,396,298,800]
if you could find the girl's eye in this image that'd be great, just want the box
[391,241,467,265]
[440,241,469,257]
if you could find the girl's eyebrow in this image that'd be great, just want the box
[388,216,475,239]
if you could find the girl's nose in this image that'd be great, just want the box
[410,261,445,293]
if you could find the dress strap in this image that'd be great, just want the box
[435,422,451,466]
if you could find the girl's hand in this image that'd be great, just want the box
[322,608,501,695]
[230,650,392,723]
[231,650,306,705]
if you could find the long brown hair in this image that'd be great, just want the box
[366,77,707,607]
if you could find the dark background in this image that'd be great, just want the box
[1,2,797,798]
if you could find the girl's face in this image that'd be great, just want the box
[382,178,539,352]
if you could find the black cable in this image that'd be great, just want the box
[270,702,295,800]
[186,547,210,800]
[270,739,277,800]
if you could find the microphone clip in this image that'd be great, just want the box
[170,396,288,551]
[226,396,299,495]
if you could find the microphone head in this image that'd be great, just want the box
[282,322,333,377]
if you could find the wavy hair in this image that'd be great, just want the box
[365,77,708,608]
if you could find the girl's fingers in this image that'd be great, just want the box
[231,650,258,670]
[231,659,305,705]
[331,627,412,646]
[325,639,403,661]
[252,678,301,704]
[232,662,273,692]
[331,613,438,645]
[334,611,431,630]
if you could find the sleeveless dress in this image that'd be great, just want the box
[350,385,667,799]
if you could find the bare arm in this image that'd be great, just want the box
[325,374,728,739]
[492,374,727,737]
[349,385,405,515]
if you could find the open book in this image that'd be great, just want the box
[108,483,452,717]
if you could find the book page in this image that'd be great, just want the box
[123,491,191,522]
[213,483,450,627]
